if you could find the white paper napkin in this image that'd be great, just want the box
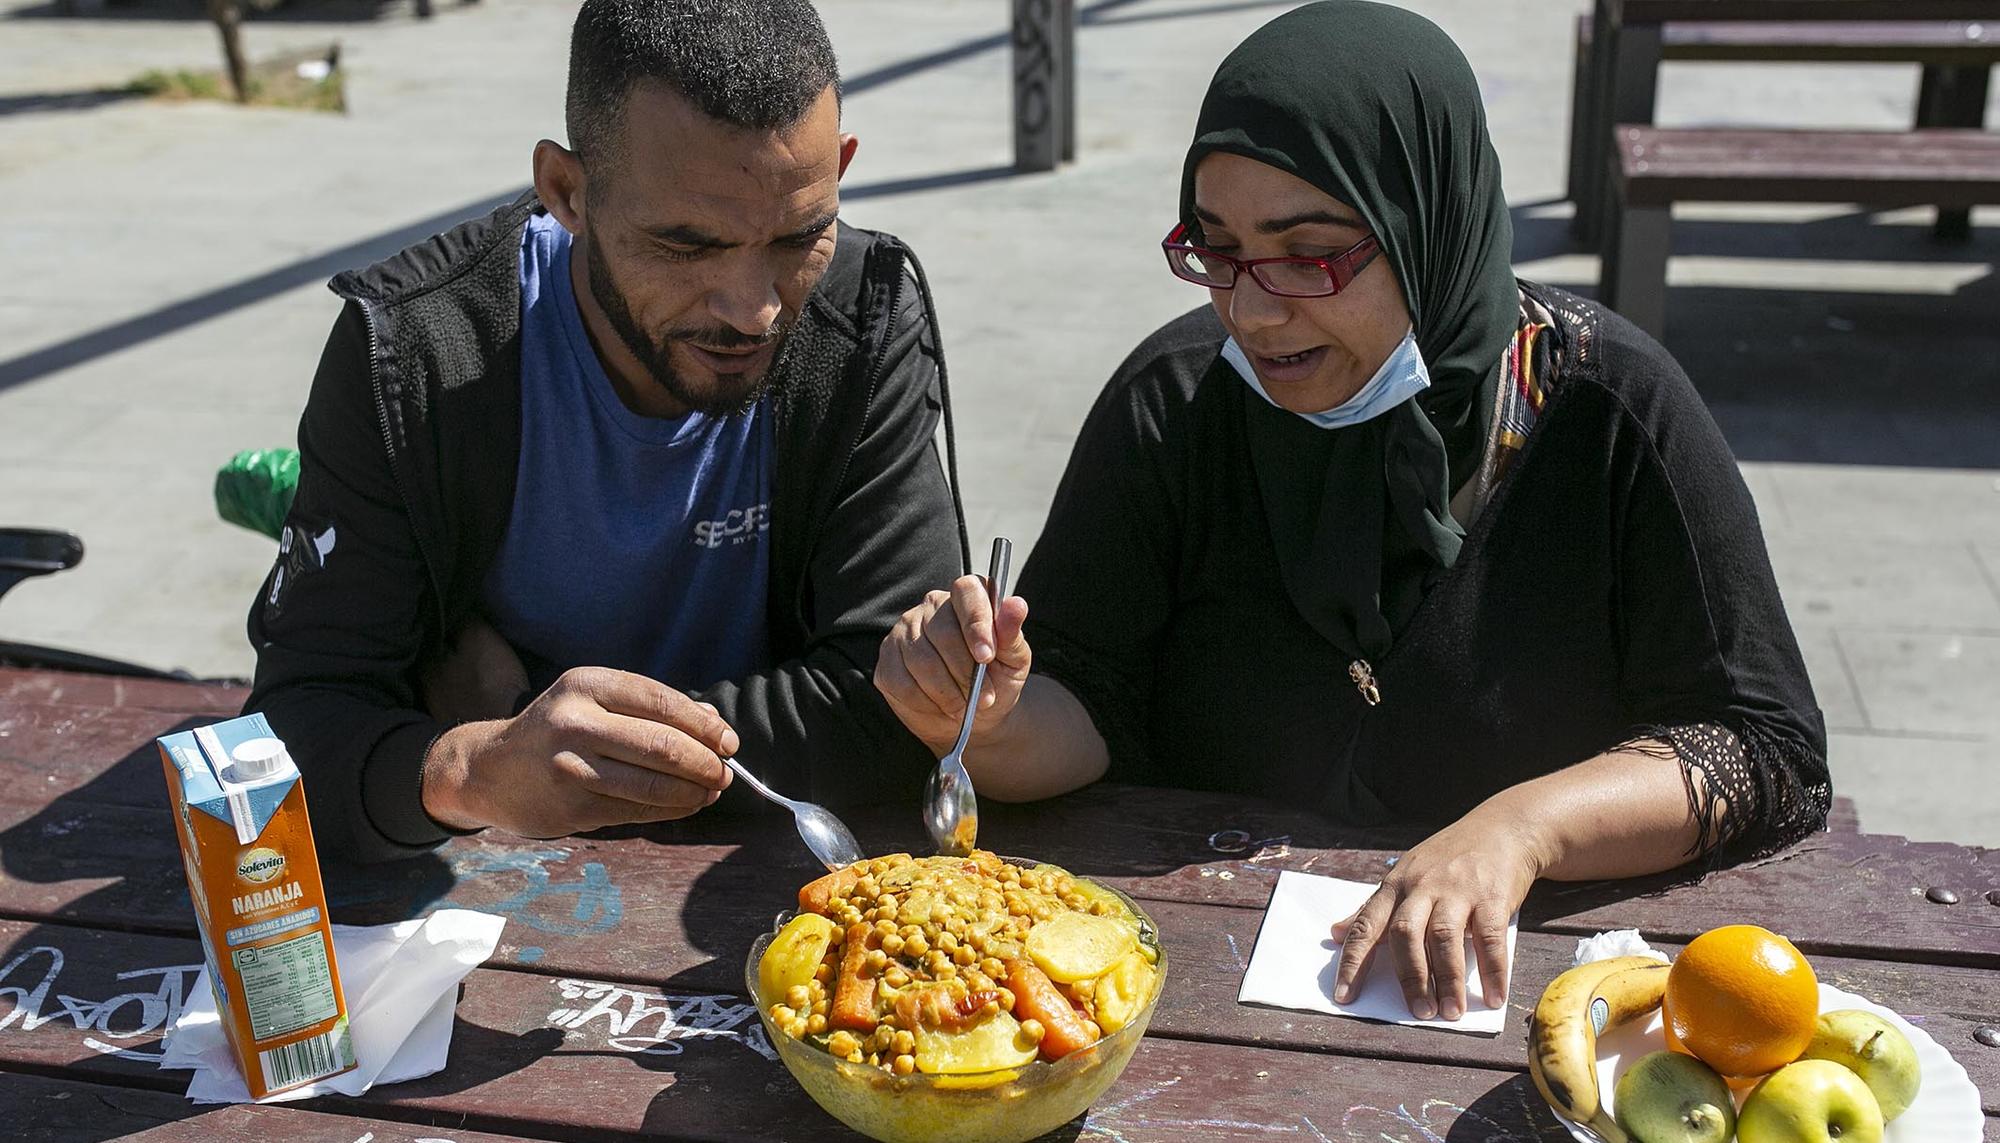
[1237,870,1517,1035]
[161,908,506,1103]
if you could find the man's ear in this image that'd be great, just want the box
[836,132,859,180]
[533,139,590,232]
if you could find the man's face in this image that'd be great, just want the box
[576,83,848,416]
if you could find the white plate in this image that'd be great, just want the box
[1555,982,1984,1143]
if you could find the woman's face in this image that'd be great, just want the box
[1191,152,1412,414]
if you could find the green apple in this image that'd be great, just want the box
[1739,1059,1884,1143]
[1802,1009,1921,1122]
[1614,1050,1735,1143]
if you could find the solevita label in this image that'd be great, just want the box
[237,847,286,884]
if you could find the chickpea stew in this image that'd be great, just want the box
[757,851,1163,1077]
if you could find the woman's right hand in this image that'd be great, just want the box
[874,574,1032,755]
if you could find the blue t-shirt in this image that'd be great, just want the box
[483,212,773,693]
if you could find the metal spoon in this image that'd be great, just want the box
[720,756,864,873]
[925,536,1012,857]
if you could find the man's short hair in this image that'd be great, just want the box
[566,0,841,168]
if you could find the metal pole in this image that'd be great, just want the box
[1012,0,1066,172]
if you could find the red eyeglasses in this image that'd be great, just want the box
[1162,222,1381,298]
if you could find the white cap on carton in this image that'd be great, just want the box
[231,736,293,781]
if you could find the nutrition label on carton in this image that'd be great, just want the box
[232,929,340,1041]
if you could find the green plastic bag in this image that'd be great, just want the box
[214,448,299,541]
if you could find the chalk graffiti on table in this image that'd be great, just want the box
[442,847,624,936]
[1078,1074,1540,1141]
[547,977,776,1060]
[0,944,202,1061]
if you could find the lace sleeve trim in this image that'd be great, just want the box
[1622,720,1832,867]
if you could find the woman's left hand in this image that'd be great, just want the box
[1329,809,1545,1021]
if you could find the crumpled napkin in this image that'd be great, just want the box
[1571,927,1670,966]
[160,909,505,1103]
[1236,869,1518,1035]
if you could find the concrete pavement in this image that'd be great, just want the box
[1,0,1995,844]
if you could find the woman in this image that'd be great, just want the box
[875,2,1829,1023]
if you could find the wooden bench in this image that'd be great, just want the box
[1599,125,2000,336]
[1570,14,1999,239]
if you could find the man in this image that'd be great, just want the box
[247,0,967,862]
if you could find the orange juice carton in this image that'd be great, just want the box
[158,713,357,1098]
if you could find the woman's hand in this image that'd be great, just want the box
[874,574,1032,755]
[1329,808,1546,1021]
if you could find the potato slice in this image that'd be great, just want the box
[1070,879,1140,930]
[913,1010,1039,1075]
[1026,910,1137,983]
[1089,951,1156,1034]
[759,913,835,1004]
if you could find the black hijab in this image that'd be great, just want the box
[1180,0,1517,665]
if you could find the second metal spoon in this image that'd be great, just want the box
[925,536,1012,857]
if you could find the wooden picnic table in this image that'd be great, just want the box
[1577,0,2000,242]
[0,665,1994,1141]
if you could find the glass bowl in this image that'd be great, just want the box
[744,866,1167,1143]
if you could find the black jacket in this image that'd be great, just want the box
[1020,282,1830,864]
[246,193,968,862]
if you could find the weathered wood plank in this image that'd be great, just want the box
[1618,127,2000,207]
[1618,1,2000,23]
[0,918,1601,1142]
[6,832,1997,1115]
[0,667,245,715]
[1,1068,546,1142]
[2,781,1993,980]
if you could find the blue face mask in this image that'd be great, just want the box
[1222,328,1430,430]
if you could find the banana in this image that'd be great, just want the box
[1527,955,1671,1143]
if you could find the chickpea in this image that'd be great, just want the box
[1019,1019,1046,1045]
[786,984,811,1011]
[980,998,1001,1018]
[893,1030,915,1056]
[935,963,958,981]
[879,893,898,911]
[938,931,958,952]
[1083,1020,1103,1041]
[979,957,1005,979]
[828,1030,859,1058]
[840,907,863,927]
[997,987,1016,1012]
[872,1024,896,1052]
[881,933,906,956]
[885,966,911,989]
[905,933,930,958]
[952,944,977,967]
[814,962,834,984]
[772,1004,796,1024]
[811,997,829,1017]
[874,918,898,938]
[827,925,846,946]
[1090,900,1111,916]
[893,1053,916,1076]
[806,1014,828,1035]
[866,948,889,972]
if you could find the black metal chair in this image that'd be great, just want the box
[0,527,190,678]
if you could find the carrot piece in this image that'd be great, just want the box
[830,923,878,1032]
[798,867,859,915]
[1004,958,1095,1061]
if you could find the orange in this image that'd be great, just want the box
[1663,924,1819,1079]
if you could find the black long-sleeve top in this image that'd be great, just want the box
[1018,283,1830,863]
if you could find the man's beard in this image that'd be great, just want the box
[582,230,793,417]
